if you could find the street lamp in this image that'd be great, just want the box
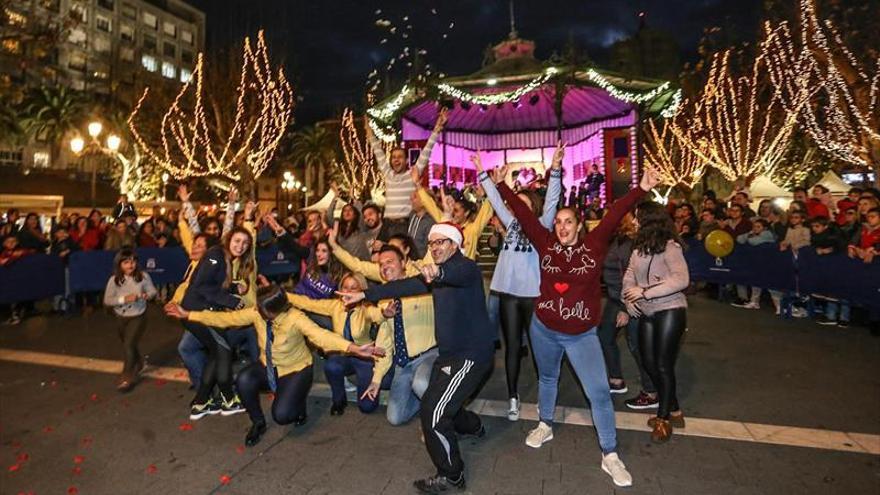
[69,120,120,207]
[161,172,170,201]
[106,134,121,152]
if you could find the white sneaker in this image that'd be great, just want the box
[791,307,808,318]
[743,302,760,310]
[601,452,633,487]
[344,376,357,393]
[507,397,520,421]
[525,422,553,448]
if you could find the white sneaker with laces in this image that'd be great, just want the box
[344,376,357,393]
[601,452,633,487]
[525,422,553,448]
[743,302,760,310]
[507,397,520,421]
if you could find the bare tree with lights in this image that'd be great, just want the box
[764,0,879,186]
[128,30,294,197]
[643,117,709,201]
[335,108,385,199]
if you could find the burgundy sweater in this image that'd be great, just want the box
[498,183,646,334]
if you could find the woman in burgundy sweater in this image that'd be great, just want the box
[498,167,659,488]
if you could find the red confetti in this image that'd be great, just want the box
[153,379,168,387]
[8,463,20,472]
[68,487,78,495]
[178,423,194,432]
[71,466,82,475]
[73,455,85,464]
[41,426,54,433]
[146,464,158,474]
[89,393,99,402]
[235,445,245,454]
[16,453,28,462]
[219,474,231,485]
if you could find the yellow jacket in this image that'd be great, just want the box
[370,295,437,385]
[234,220,259,308]
[171,216,197,305]
[286,294,386,346]
[418,188,493,260]
[189,307,351,377]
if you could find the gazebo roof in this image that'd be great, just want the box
[367,34,680,138]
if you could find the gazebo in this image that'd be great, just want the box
[367,28,681,202]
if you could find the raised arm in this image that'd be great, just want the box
[589,167,658,246]
[325,184,340,228]
[286,293,338,317]
[540,143,565,228]
[414,107,447,172]
[189,307,258,328]
[479,171,515,227]
[294,310,357,354]
[367,119,391,176]
[496,181,552,252]
[363,275,430,302]
[221,188,238,235]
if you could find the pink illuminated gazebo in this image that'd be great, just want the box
[367,32,681,202]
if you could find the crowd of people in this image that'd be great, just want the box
[2,110,879,491]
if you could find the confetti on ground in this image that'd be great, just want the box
[16,453,29,462]
[146,464,158,474]
[89,393,99,402]
[235,445,245,454]
[71,466,82,475]
[73,455,85,464]
[67,487,78,495]
[178,423,194,432]
[8,463,21,472]
[220,474,231,485]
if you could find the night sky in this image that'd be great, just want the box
[185,0,764,126]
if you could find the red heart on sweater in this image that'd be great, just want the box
[553,283,570,295]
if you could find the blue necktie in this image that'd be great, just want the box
[393,298,410,367]
[343,311,354,342]
[265,320,277,392]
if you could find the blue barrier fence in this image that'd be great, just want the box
[1,243,877,308]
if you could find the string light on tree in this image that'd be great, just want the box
[643,117,709,200]
[128,30,294,189]
[338,108,385,197]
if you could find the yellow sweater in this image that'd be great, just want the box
[189,307,351,377]
[286,294,386,346]
[333,243,424,282]
[418,188,494,260]
[171,217,197,304]
[370,294,437,385]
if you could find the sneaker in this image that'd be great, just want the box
[525,422,553,448]
[344,376,357,393]
[625,391,659,410]
[816,315,837,326]
[791,307,808,318]
[837,320,849,328]
[220,395,246,416]
[742,302,760,310]
[601,452,633,487]
[460,425,486,440]
[609,381,628,394]
[413,474,465,493]
[507,397,520,421]
[730,299,751,308]
[190,400,220,420]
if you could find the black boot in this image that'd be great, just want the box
[245,420,267,447]
[330,401,347,416]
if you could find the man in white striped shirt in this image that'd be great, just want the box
[368,107,448,238]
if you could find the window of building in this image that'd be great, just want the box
[141,54,157,72]
[0,150,24,168]
[121,2,136,19]
[142,11,157,29]
[180,50,193,64]
[161,61,176,79]
[33,151,50,168]
[71,3,87,22]
[68,51,87,71]
[163,42,175,58]
[96,13,111,32]
[96,0,114,11]
[180,29,193,45]
[180,67,192,83]
[1,39,21,55]
[120,23,134,42]
[92,70,109,80]
[6,10,27,27]
[93,35,111,54]
[120,46,134,62]
[163,21,176,37]
[68,28,87,47]
[142,34,156,52]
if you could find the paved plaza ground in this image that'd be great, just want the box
[0,295,878,494]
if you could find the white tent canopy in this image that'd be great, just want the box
[749,175,789,199]
[813,170,850,196]
[300,190,335,212]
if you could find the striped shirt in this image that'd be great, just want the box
[370,132,440,220]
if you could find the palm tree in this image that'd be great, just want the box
[20,85,89,167]
[288,124,338,200]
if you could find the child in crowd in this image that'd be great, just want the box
[50,226,79,314]
[103,249,157,392]
[696,209,720,241]
[809,217,850,327]
[774,211,811,317]
[848,207,880,264]
[732,219,776,310]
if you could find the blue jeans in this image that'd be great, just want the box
[178,327,259,388]
[386,348,439,425]
[324,354,394,413]
[530,317,617,455]
[825,300,851,322]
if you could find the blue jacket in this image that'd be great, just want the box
[181,245,241,311]
[363,250,494,363]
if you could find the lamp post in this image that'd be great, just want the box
[161,172,170,201]
[280,171,307,215]
[69,120,122,208]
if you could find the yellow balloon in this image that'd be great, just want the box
[704,229,734,258]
